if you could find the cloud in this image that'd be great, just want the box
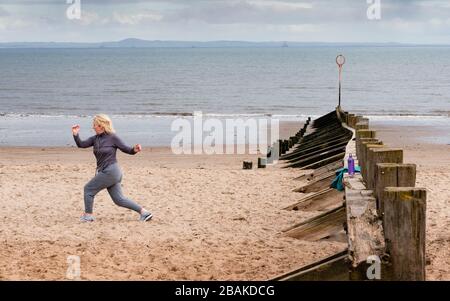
[247,1,313,12]
[112,11,163,25]
[0,5,29,31]
[267,23,318,33]
[0,6,9,16]
[1,0,450,43]
[164,0,317,25]
[0,16,29,30]
[77,10,103,26]
[429,17,450,27]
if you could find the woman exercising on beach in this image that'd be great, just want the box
[71,114,153,222]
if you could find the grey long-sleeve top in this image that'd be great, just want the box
[73,132,136,172]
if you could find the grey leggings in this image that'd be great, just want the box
[84,163,142,214]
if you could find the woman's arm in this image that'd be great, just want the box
[72,124,95,148]
[113,134,137,155]
[73,134,95,148]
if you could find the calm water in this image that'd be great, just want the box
[1,47,449,146]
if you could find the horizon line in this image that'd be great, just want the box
[1,38,450,46]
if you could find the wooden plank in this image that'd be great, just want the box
[284,188,332,211]
[284,206,346,241]
[294,160,343,181]
[294,170,314,181]
[344,189,384,268]
[343,174,385,280]
[297,127,348,148]
[284,135,350,161]
[272,250,349,281]
[285,188,343,212]
[286,146,347,168]
[343,173,367,191]
[382,187,426,281]
[306,170,336,182]
[293,174,335,193]
[286,142,349,164]
[298,152,346,170]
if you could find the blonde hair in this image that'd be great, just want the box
[93,114,115,134]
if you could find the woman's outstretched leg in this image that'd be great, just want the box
[107,182,152,221]
[107,182,142,213]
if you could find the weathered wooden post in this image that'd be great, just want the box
[366,149,403,189]
[349,115,356,127]
[355,130,377,176]
[356,129,376,141]
[356,138,380,164]
[266,146,273,164]
[258,157,267,168]
[352,115,358,128]
[268,143,279,164]
[281,140,288,154]
[361,143,384,183]
[348,113,355,128]
[356,130,376,156]
[343,111,349,124]
[298,128,305,137]
[375,163,416,215]
[355,117,369,130]
[353,115,364,128]
[382,187,426,281]
[243,160,253,169]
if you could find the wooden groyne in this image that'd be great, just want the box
[272,107,427,281]
[281,111,352,169]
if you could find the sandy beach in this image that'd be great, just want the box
[0,120,449,280]
[0,121,346,280]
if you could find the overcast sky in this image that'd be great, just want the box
[0,0,449,43]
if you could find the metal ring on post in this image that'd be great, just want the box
[336,54,346,108]
[336,54,346,67]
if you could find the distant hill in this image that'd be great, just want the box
[0,38,444,49]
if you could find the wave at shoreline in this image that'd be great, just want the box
[1,112,449,120]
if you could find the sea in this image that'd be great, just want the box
[0,46,449,146]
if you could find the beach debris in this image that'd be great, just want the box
[242,160,252,169]
[257,157,266,168]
